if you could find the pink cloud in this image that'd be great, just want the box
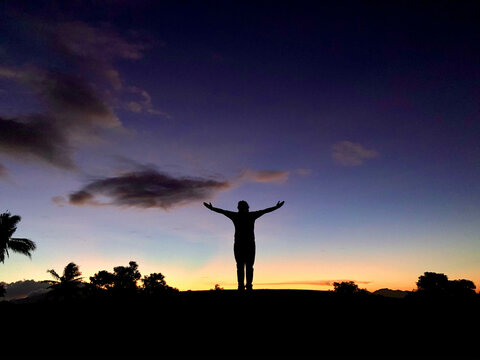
[240,169,290,184]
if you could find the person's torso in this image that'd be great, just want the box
[230,213,257,242]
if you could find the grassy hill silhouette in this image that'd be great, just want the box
[2,288,478,357]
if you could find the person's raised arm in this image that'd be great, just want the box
[203,202,234,217]
[255,201,285,217]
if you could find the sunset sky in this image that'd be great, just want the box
[1,1,479,292]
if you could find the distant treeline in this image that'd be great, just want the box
[1,260,178,302]
[1,260,477,302]
[333,272,477,298]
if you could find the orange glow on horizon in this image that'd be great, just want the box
[3,251,479,294]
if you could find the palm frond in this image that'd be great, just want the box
[47,269,61,281]
[63,262,82,282]
[0,212,21,237]
[42,280,59,289]
[8,238,36,258]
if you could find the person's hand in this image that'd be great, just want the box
[276,201,285,208]
[203,202,213,210]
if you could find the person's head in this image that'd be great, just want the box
[237,200,249,213]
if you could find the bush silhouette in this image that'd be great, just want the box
[448,279,476,296]
[333,281,368,295]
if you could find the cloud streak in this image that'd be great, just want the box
[256,280,372,286]
[332,141,379,166]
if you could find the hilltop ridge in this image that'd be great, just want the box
[3,288,478,357]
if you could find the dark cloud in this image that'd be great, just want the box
[0,114,74,169]
[68,169,231,209]
[0,163,8,178]
[2,280,50,301]
[0,20,163,170]
[0,64,121,169]
[0,66,120,130]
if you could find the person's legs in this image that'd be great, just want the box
[245,242,256,291]
[236,263,245,291]
[234,243,245,291]
[245,265,253,291]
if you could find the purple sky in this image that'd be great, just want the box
[1,1,479,291]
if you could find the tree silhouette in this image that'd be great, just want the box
[89,270,116,292]
[416,272,449,296]
[0,283,5,298]
[0,212,36,263]
[89,263,178,297]
[448,279,476,296]
[333,281,359,295]
[92,261,142,295]
[45,262,83,300]
[142,272,177,295]
[113,261,141,292]
[416,272,476,297]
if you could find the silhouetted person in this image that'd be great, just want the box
[203,200,285,291]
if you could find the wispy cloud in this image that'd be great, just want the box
[123,86,170,117]
[54,21,148,90]
[0,21,166,170]
[239,169,290,184]
[332,141,379,166]
[294,168,312,177]
[53,21,166,116]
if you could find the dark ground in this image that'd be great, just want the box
[2,289,479,357]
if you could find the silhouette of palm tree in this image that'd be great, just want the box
[0,211,36,263]
[45,262,83,299]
